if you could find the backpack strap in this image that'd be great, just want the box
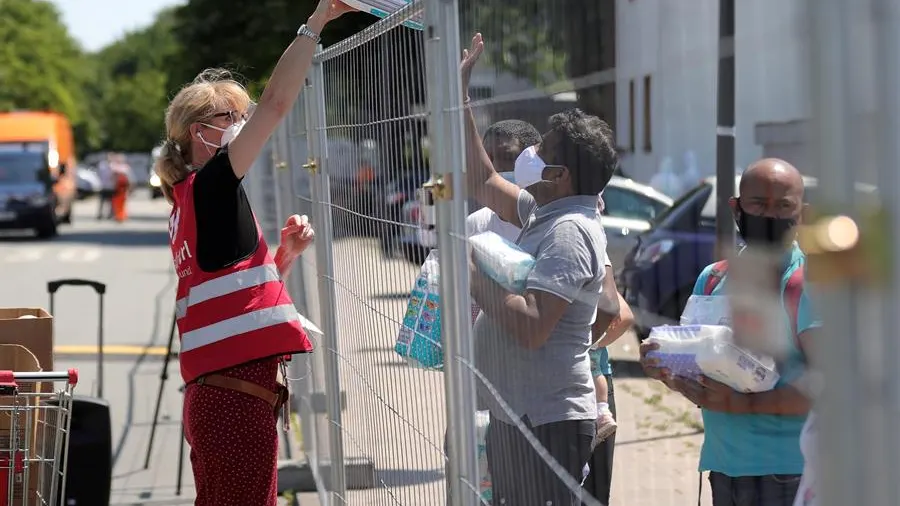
[703,260,728,295]
[783,263,805,348]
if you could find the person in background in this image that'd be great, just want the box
[588,243,634,443]
[153,1,353,504]
[649,156,683,198]
[640,158,821,506]
[110,154,132,222]
[461,32,621,505]
[465,120,543,244]
[681,150,702,191]
[96,153,115,220]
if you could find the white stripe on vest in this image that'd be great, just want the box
[181,304,300,352]
[175,263,281,319]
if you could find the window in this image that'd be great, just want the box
[602,186,669,222]
[643,75,652,152]
[628,80,636,152]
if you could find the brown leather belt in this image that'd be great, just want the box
[195,373,287,412]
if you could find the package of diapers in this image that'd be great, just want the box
[680,294,732,326]
[469,231,535,294]
[475,410,493,502]
[394,249,443,369]
[645,324,780,393]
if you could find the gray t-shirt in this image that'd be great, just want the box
[473,190,608,426]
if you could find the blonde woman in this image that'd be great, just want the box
[154,1,353,504]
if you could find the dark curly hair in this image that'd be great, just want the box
[546,109,619,195]
[483,120,542,148]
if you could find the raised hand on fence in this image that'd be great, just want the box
[460,32,485,98]
[315,0,358,22]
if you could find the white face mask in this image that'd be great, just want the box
[513,144,562,189]
[198,119,246,150]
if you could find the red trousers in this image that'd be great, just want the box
[184,358,280,506]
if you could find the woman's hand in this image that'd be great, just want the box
[313,0,357,24]
[281,214,315,257]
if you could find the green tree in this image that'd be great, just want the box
[170,0,424,166]
[170,0,375,89]
[458,0,616,122]
[0,0,97,152]
[86,7,181,152]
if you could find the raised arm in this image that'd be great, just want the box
[460,33,524,227]
[228,0,353,179]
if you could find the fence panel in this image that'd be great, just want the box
[304,2,460,504]
[245,1,900,505]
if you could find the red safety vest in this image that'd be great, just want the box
[169,172,313,384]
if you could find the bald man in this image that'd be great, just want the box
[640,158,822,506]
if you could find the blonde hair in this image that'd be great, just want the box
[155,68,251,202]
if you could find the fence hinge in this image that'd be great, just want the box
[275,160,288,171]
[422,175,451,201]
[302,158,319,175]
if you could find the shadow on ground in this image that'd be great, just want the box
[376,468,445,487]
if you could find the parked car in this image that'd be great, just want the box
[0,112,78,236]
[599,177,673,267]
[617,175,878,339]
[396,175,672,267]
[0,149,70,238]
[76,165,101,199]
[378,169,429,258]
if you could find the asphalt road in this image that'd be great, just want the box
[0,192,193,505]
[0,192,654,505]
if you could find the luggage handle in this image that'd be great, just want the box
[48,279,106,295]
[47,279,105,398]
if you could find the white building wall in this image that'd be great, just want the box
[616,0,810,188]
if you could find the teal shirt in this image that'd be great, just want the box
[692,244,821,477]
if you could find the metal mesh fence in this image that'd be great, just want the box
[240,0,900,505]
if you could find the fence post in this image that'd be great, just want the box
[423,0,480,503]
[305,47,349,502]
[809,1,900,505]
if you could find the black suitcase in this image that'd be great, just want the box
[48,278,106,398]
[45,395,113,506]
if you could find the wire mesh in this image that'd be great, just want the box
[236,0,900,504]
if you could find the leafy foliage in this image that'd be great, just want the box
[0,0,96,149]
[0,0,615,156]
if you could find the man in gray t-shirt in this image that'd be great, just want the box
[462,39,622,505]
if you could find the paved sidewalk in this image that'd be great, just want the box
[288,237,713,506]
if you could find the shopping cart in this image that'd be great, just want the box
[0,369,78,506]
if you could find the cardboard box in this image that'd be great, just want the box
[0,344,43,504]
[0,308,53,392]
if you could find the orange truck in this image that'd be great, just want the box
[0,111,77,238]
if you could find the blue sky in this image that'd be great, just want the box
[53,0,185,52]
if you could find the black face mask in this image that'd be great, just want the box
[735,207,796,247]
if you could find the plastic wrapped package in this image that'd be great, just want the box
[680,295,732,326]
[475,410,493,502]
[645,325,780,393]
[469,231,535,293]
[394,250,443,369]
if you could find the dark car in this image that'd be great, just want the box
[0,149,70,238]
[617,175,877,339]
[378,170,429,258]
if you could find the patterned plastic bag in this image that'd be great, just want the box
[394,249,443,369]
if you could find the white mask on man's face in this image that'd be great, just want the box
[513,145,548,188]
[198,119,247,149]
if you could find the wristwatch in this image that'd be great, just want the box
[297,24,321,43]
